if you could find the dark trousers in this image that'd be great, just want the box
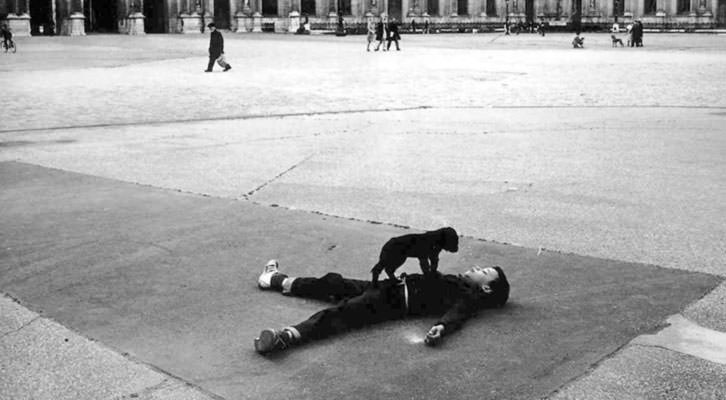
[387,38,400,50]
[288,273,406,341]
[207,53,230,71]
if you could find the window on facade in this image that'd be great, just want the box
[302,0,315,15]
[645,0,657,13]
[613,0,625,15]
[428,0,439,15]
[677,0,690,13]
[486,0,497,15]
[340,0,352,14]
[457,0,467,15]
[263,0,278,15]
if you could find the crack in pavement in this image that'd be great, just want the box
[242,153,316,200]
[0,315,41,339]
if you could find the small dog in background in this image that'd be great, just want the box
[611,35,624,47]
[371,227,459,286]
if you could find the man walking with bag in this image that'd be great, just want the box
[205,23,231,72]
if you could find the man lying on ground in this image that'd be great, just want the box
[253,259,510,353]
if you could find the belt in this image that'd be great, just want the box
[398,274,409,313]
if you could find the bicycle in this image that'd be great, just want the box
[2,39,16,53]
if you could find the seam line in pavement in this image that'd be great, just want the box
[0,105,433,134]
[5,104,726,135]
[0,315,41,339]
[243,153,316,199]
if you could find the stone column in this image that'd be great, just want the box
[128,11,146,33]
[6,13,31,36]
[288,9,300,31]
[204,0,214,28]
[623,0,633,18]
[236,0,251,31]
[655,0,666,16]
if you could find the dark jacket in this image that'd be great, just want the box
[405,273,491,334]
[209,30,224,56]
[387,21,400,40]
[375,21,384,41]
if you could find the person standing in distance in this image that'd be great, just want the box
[205,23,231,72]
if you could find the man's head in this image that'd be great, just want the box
[461,265,509,307]
[207,23,216,31]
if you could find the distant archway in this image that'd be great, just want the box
[30,0,54,35]
[214,0,230,29]
[388,0,401,19]
[84,0,118,32]
[144,0,167,32]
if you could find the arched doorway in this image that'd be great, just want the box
[387,0,402,20]
[525,0,534,24]
[84,0,118,32]
[301,0,315,14]
[30,0,54,35]
[427,0,438,15]
[262,0,277,15]
[144,0,167,32]
[214,0,230,29]
[571,0,581,31]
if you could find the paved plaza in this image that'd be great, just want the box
[1,32,726,399]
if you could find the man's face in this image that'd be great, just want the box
[461,266,499,288]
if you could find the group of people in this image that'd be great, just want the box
[626,19,645,47]
[367,17,402,52]
[505,20,548,36]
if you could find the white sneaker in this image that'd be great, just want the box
[258,259,280,289]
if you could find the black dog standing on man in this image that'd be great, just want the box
[205,23,232,72]
[370,227,459,286]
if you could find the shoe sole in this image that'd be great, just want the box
[254,329,276,353]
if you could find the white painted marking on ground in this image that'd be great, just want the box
[632,314,726,365]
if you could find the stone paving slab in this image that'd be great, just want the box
[0,295,217,400]
[0,161,720,400]
[550,345,726,400]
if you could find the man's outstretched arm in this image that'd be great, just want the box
[425,298,477,346]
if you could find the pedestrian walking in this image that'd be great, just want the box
[387,17,401,51]
[366,18,376,51]
[204,23,231,72]
[374,17,387,51]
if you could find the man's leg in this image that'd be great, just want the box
[216,55,231,71]
[257,260,369,302]
[205,55,216,72]
[255,281,405,354]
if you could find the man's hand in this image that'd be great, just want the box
[425,324,445,346]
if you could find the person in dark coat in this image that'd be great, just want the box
[205,22,231,72]
[387,17,401,51]
[253,259,510,354]
[633,19,644,47]
[374,17,387,51]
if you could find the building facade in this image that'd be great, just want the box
[1,0,724,36]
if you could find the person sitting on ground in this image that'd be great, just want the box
[253,259,510,354]
[572,32,585,48]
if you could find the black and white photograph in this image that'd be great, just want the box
[1,0,725,399]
